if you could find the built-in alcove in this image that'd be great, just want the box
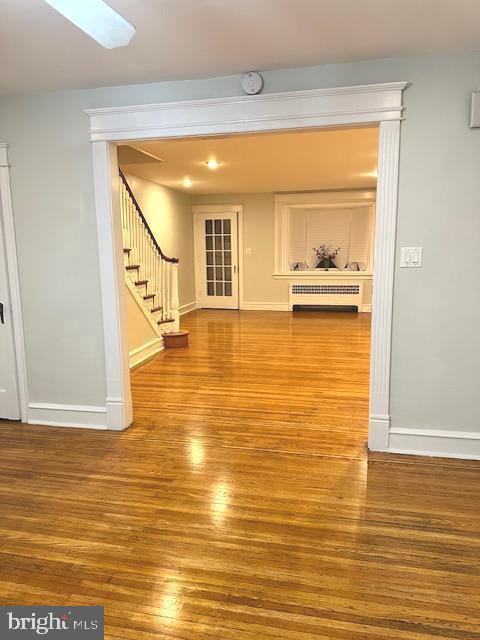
[273,190,376,311]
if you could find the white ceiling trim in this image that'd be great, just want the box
[86,82,407,142]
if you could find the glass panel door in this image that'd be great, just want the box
[197,212,239,309]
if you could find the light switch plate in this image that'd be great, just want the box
[245,247,252,255]
[400,246,423,268]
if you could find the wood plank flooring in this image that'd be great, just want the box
[0,310,479,639]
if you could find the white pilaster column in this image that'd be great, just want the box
[91,140,133,430]
[171,263,180,332]
[368,119,401,451]
[0,144,28,421]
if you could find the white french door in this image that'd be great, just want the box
[0,213,20,420]
[195,211,239,309]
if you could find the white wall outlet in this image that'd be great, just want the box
[400,246,423,268]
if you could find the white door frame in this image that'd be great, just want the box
[86,82,407,450]
[192,204,244,310]
[0,144,28,422]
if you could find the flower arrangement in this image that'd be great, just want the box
[313,244,340,270]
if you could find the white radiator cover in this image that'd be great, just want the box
[289,279,367,311]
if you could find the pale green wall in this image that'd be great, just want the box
[0,51,479,432]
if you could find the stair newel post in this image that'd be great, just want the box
[166,261,171,320]
[151,251,155,298]
[171,262,180,332]
[161,259,167,321]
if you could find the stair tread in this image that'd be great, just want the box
[143,294,155,301]
[150,306,163,313]
[158,318,175,324]
[135,280,148,286]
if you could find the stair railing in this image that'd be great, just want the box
[119,170,180,332]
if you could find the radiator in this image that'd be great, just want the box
[289,280,365,311]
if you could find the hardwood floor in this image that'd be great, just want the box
[1,310,479,639]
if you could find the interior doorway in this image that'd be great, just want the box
[117,124,378,454]
[88,82,405,451]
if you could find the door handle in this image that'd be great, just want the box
[0,303,4,324]
[233,265,237,274]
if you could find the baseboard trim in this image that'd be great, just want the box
[368,414,390,451]
[241,302,290,311]
[28,402,107,430]
[361,304,372,312]
[179,301,197,316]
[129,337,164,369]
[388,427,480,460]
[106,397,131,431]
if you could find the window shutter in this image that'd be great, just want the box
[288,205,372,270]
[305,208,352,268]
[348,208,371,268]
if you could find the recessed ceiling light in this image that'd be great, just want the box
[182,177,193,188]
[43,0,135,49]
[205,159,220,170]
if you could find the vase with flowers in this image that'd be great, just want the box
[313,244,340,271]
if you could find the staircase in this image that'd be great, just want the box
[119,170,180,336]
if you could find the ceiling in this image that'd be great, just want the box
[1,1,480,96]
[119,126,379,194]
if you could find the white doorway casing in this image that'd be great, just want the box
[87,82,406,449]
[0,144,28,422]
